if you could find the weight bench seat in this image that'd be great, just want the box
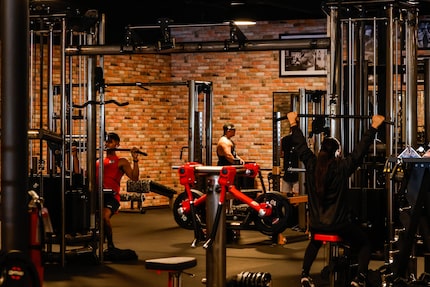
[145,256,197,287]
[314,233,342,243]
[144,256,197,271]
[313,233,352,287]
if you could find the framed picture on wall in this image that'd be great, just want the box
[418,16,430,49]
[279,34,328,76]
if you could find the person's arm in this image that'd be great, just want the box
[121,147,140,181]
[235,154,245,165]
[344,114,385,174]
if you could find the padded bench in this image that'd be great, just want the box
[144,256,197,287]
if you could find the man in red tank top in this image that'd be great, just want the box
[96,132,140,250]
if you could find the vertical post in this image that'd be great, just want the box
[385,4,395,255]
[424,59,430,144]
[298,88,308,195]
[328,5,341,137]
[60,17,67,267]
[188,80,196,162]
[86,23,98,248]
[404,9,418,148]
[205,173,226,287]
[98,13,106,262]
[272,111,281,192]
[1,0,30,252]
[205,84,213,165]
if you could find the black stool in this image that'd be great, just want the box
[314,233,352,287]
[144,256,197,287]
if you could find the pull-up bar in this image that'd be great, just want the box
[276,114,395,125]
[106,148,148,156]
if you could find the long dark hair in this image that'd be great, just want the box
[315,137,340,200]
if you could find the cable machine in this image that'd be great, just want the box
[28,3,215,265]
[28,4,99,266]
[273,2,424,280]
[325,0,426,282]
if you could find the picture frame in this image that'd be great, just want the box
[279,34,328,76]
[418,16,430,49]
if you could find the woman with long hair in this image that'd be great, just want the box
[286,112,385,287]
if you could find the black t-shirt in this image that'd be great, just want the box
[281,135,299,182]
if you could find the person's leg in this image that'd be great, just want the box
[292,181,300,196]
[301,238,323,276]
[281,179,299,196]
[301,238,322,287]
[281,179,290,194]
[103,195,120,250]
[103,207,115,249]
[338,224,371,286]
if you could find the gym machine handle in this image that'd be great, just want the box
[73,99,129,109]
[107,148,148,156]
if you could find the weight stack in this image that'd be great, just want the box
[226,271,272,287]
[65,189,90,235]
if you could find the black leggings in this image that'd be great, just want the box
[301,224,371,277]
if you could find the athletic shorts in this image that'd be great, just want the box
[104,192,120,214]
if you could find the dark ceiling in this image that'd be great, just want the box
[39,0,327,44]
[80,0,327,25]
[30,0,430,45]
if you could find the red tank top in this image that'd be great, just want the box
[96,154,123,202]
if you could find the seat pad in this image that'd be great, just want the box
[145,257,197,271]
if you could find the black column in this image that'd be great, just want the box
[1,0,30,252]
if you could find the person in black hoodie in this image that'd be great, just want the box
[286,112,385,287]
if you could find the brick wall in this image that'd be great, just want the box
[98,19,328,207]
[1,19,329,208]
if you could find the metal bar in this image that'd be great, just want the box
[106,81,188,87]
[128,22,229,30]
[205,84,214,165]
[287,168,306,172]
[188,80,196,162]
[59,17,67,267]
[106,148,147,156]
[272,111,281,192]
[64,38,331,55]
[424,59,430,144]
[325,0,417,7]
[405,9,418,147]
[276,114,395,126]
[98,13,106,263]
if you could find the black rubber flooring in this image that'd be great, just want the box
[42,207,414,287]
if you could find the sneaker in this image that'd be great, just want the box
[301,276,315,287]
[351,274,366,287]
[351,280,365,287]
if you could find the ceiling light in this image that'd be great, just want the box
[233,20,256,26]
[230,1,246,6]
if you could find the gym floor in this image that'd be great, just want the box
[42,207,422,287]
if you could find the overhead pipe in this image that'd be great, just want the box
[65,38,330,55]
[325,0,418,8]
